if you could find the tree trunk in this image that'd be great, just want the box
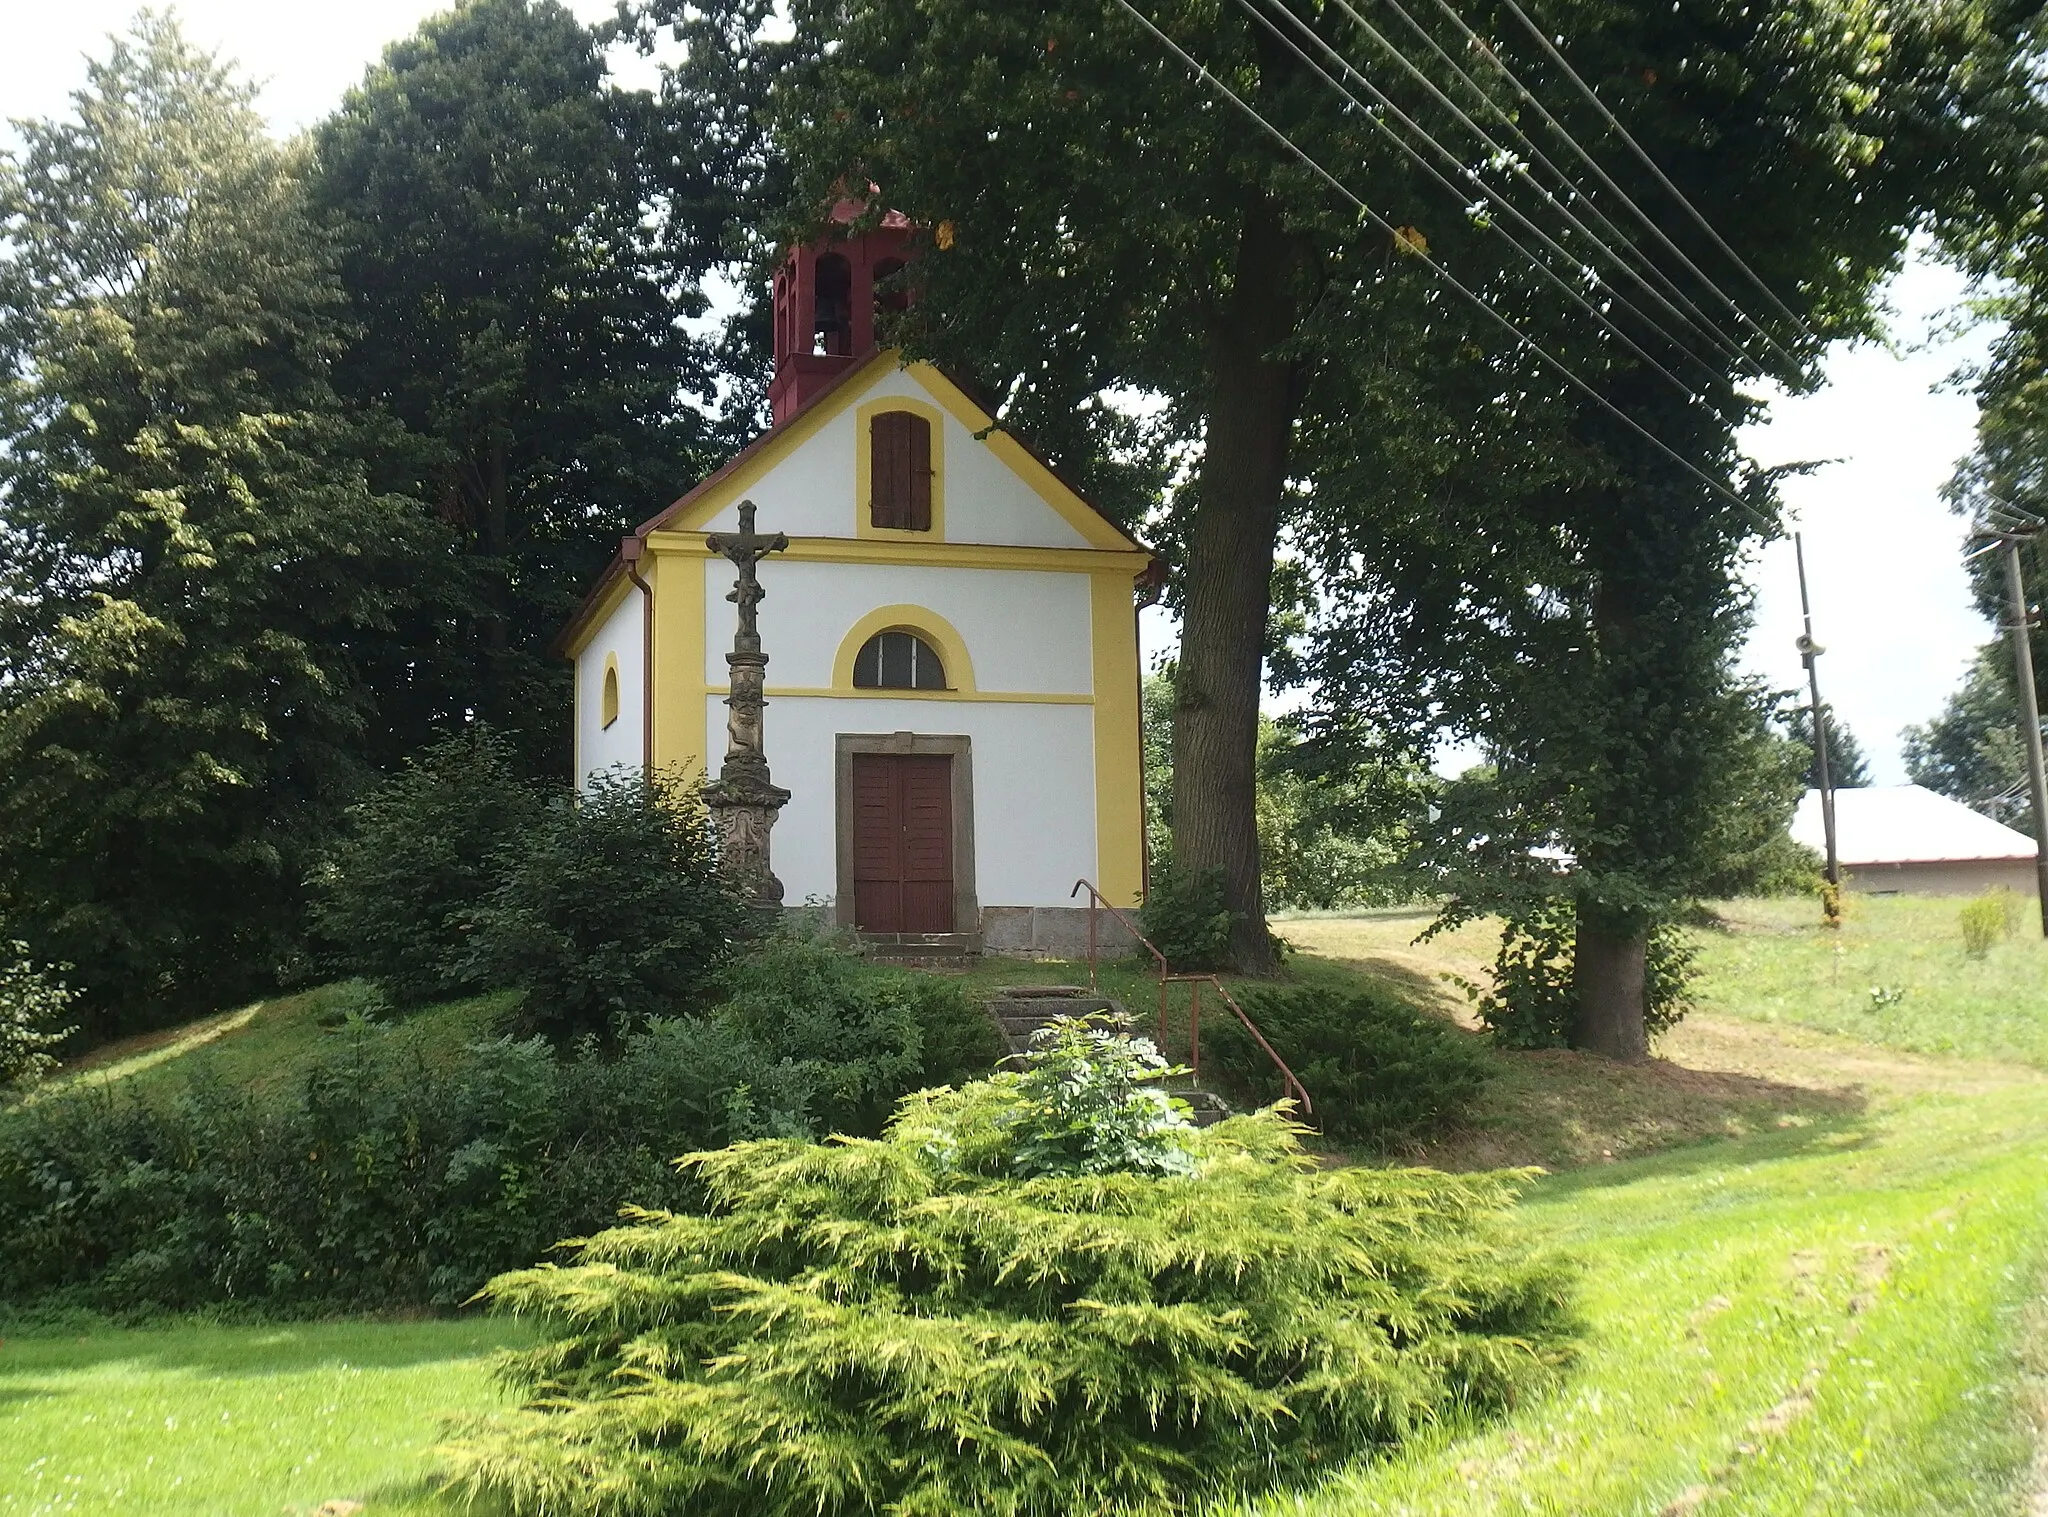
[1572,912,1649,1061]
[1171,202,1302,974]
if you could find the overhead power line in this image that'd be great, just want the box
[1496,0,1816,350]
[1313,0,1756,375]
[1110,0,1778,534]
[1237,0,1733,399]
[1343,0,1763,370]
[1424,0,1810,377]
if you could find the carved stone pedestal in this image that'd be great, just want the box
[705,645,789,907]
[704,502,791,910]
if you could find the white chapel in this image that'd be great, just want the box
[557,218,1157,952]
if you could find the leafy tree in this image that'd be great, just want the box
[748,0,2027,1000]
[1904,644,2032,829]
[763,1,1527,972]
[311,0,735,778]
[1141,675,1433,913]
[310,725,546,1007]
[0,940,78,1089]
[467,766,749,1042]
[1281,0,2029,1056]
[0,17,422,1032]
[1785,706,1873,789]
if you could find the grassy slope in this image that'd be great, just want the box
[1255,1081,2048,1516]
[3,904,2045,1515]
[25,983,515,1108]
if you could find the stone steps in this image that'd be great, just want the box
[983,985,1233,1127]
[861,932,982,967]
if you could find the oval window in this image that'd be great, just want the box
[853,630,947,690]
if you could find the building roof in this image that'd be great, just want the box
[1791,784,2037,866]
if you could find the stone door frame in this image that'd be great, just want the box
[834,732,978,933]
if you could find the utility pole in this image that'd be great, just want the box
[1794,533,1841,926]
[1999,537,2048,936]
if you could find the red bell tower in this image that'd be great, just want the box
[768,200,914,425]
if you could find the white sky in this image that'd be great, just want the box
[4,3,1997,784]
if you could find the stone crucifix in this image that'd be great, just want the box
[704,499,791,908]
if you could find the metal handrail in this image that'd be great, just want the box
[1069,879,1313,1121]
[1069,878,1170,1044]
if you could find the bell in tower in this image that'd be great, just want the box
[767,198,915,425]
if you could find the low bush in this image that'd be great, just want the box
[1462,897,1696,1049]
[713,936,1002,1135]
[0,939,77,1088]
[469,767,750,1043]
[1959,888,2018,956]
[442,1045,1575,1517]
[0,943,1001,1313]
[996,1015,1196,1177]
[1203,984,1491,1150]
[310,726,545,1008]
[1137,861,1234,971]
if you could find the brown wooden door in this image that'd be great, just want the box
[852,753,954,932]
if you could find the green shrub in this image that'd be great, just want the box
[0,1011,808,1313]
[713,936,1001,1135]
[0,942,1003,1314]
[1463,898,1695,1050]
[1202,984,1490,1150]
[470,767,750,1042]
[441,1081,1575,1515]
[310,727,545,1007]
[1137,861,1234,970]
[0,940,77,1088]
[1959,888,2018,956]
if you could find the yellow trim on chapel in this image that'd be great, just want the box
[648,552,705,776]
[853,396,947,541]
[644,532,1149,577]
[830,604,977,694]
[661,359,875,535]
[653,352,1138,553]
[1089,571,1146,909]
[708,687,1093,705]
[914,364,1136,552]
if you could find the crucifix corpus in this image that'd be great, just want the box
[704,499,791,908]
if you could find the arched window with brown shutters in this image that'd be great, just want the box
[870,410,933,531]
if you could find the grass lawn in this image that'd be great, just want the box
[1691,893,2048,1066]
[3,900,2045,1514]
[0,1319,530,1516]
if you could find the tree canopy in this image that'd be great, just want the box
[312,0,736,777]
[1905,644,2031,828]
[759,0,2035,1046]
[0,16,422,1029]
[1786,706,1873,790]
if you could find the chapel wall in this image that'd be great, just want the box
[574,588,644,787]
[702,558,1094,694]
[689,367,1094,549]
[714,693,1099,909]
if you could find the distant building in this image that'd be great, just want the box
[1792,784,2039,896]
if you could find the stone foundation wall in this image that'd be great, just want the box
[979,905,1139,959]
